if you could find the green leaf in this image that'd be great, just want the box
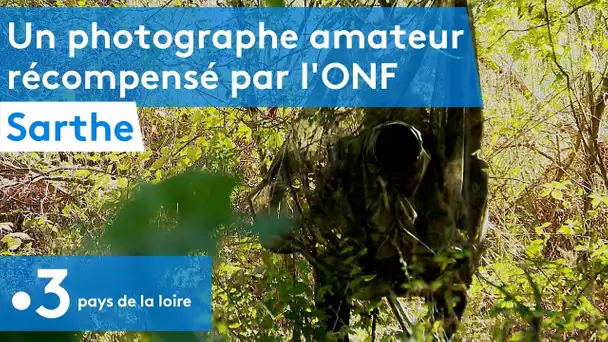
[550,189,564,201]
[525,239,545,258]
[75,169,90,177]
[185,146,202,161]
[508,331,524,341]
[557,225,574,235]
[362,274,376,281]
[1,235,21,251]
[117,177,129,188]
[102,170,236,256]
[591,196,601,208]
[535,222,550,234]
[265,0,285,6]
[151,157,167,170]
[216,322,228,335]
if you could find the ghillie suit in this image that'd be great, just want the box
[249,3,488,341]
[249,106,488,340]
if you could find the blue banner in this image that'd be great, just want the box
[0,7,482,107]
[0,256,212,331]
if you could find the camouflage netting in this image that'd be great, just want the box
[250,107,489,302]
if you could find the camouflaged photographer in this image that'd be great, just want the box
[249,106,489,340]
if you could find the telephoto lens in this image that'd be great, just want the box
[367,121,429,197]
[373,122,422,170]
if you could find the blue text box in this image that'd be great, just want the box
[0,256,212,331]
[0,7,482,107]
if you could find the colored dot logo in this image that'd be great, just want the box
[12,291,31,311]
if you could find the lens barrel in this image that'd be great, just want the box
[372,122,423,174]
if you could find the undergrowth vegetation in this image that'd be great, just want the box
[0,0,607,341]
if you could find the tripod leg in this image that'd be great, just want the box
[386,290,414,337]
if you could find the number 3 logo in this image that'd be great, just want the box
[36,269,70,319]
